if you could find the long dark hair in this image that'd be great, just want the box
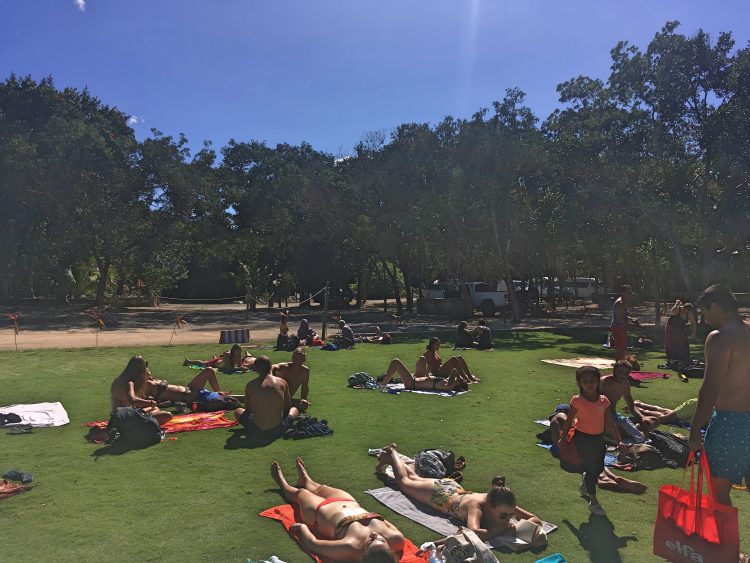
[575,365,601,395]
[113,355,148,397]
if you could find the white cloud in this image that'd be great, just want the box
[74,0,86,12]
[126,115,141,127]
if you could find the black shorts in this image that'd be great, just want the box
[239,411,295,441]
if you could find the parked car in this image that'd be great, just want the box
[561,277,605,300]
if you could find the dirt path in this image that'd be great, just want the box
[0,301,639,351]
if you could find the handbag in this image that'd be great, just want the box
[558,427,583,472]
[442,527,499,563]
[653,451,739,562]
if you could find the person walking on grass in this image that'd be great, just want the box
[558,366,627,516]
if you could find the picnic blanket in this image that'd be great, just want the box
[365,486,557,552]
[259,503,426,562]
[0,402,69,427]
[628,371,668,382]
[0,480,31,501]
[85,411,237,434]
[387,383,468,397]
[542,357,614,370]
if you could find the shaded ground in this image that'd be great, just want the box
[0,299,700,350]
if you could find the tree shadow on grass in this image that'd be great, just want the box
[563,514,638,563]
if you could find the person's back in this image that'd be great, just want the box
[244,357,290,430]
[713,317,750,412]
[476,323,492,350]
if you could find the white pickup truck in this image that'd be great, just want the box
[423,281,508,316]
[467,282,507,316]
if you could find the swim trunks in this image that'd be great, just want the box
[703,410,750,484]
[238,411,294,442]
[431,478,470,517]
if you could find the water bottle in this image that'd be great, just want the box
[421,542,441,563]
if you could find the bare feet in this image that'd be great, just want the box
[271,461,286,488]
[295,457,311,488]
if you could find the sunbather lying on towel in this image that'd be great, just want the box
[376,444,540,541]
[110,356,173,426]
[271,457,404,562]
[380,359,469,392]
[143,363,236,413]
[183,344,256,372]
[421,337,479,383]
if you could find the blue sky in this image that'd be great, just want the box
[2,1,749,156]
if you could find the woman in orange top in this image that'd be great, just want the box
[558,366,626,516]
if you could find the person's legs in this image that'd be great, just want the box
[573,432,605,501]
[187,368,222,392]
[710,475,733,507]
[597,468,647,494]
[385,359,413,386]
[294,457,356,501]
[384,445,436,506]
[271,461,326,525]
[150,410,173,426]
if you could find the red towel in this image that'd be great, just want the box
[1,480,31,500]
[260,503,427,562]
[629,371,668,382]
[85,411,238,434]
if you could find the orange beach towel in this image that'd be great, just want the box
[85,411,238,434]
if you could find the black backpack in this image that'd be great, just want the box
[106,407,163,449]
[648,429,691,467]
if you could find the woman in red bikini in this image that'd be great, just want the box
[271,458,403,562]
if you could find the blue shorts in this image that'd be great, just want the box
[703,410,750,484]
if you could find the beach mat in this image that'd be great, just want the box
[259,503,426,562]
[0,480,32,501]
[365,486,557,551]
[388,383,468,397]
[542,357,614,370]
[85,411,237,434]
[629,371,668,382]
[0,402,69,427]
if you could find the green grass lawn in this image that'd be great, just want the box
[1,330,747,562]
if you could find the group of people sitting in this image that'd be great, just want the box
[455,320,493,350]
[379,337,479,392]
[110,345,312,445]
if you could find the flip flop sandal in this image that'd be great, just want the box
[7,425,33,435]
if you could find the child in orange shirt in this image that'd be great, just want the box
[558,366,626,516]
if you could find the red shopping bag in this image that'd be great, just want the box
[558,427,584,471]
[653,452,739,562]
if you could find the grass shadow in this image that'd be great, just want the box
[223,427,281,450]
[563,515,638,563]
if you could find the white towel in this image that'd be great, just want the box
[0,402,70,427]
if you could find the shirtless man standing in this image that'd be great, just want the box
[234,356,299,443]
[273,347,310,411]
[610,285,639,361]
[689,285,750,509]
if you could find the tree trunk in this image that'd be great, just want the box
[403,268,413,314]
[383,260,403,316]
[94,258,110,305]
[503,274,521,322]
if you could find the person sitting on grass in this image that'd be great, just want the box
[110,355,172,426]
[297,319,318,344]
[271,457,404,562]
[599,359,657,437]
[144,363,237,412]
[183,344,255,372]
[379,359,469,392]
[273,347,310,411]
[475,320,493,350]
[363,325,384,343]
[376,444,541,541]
[332,319,355,348]
[421,337,479,382]
[455,321,478,348]
[234,356,299,444]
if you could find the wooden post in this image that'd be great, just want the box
[321,281,329,340]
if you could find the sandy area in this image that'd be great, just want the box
[0,300,658,351]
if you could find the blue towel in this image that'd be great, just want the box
[535,554,567,563]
